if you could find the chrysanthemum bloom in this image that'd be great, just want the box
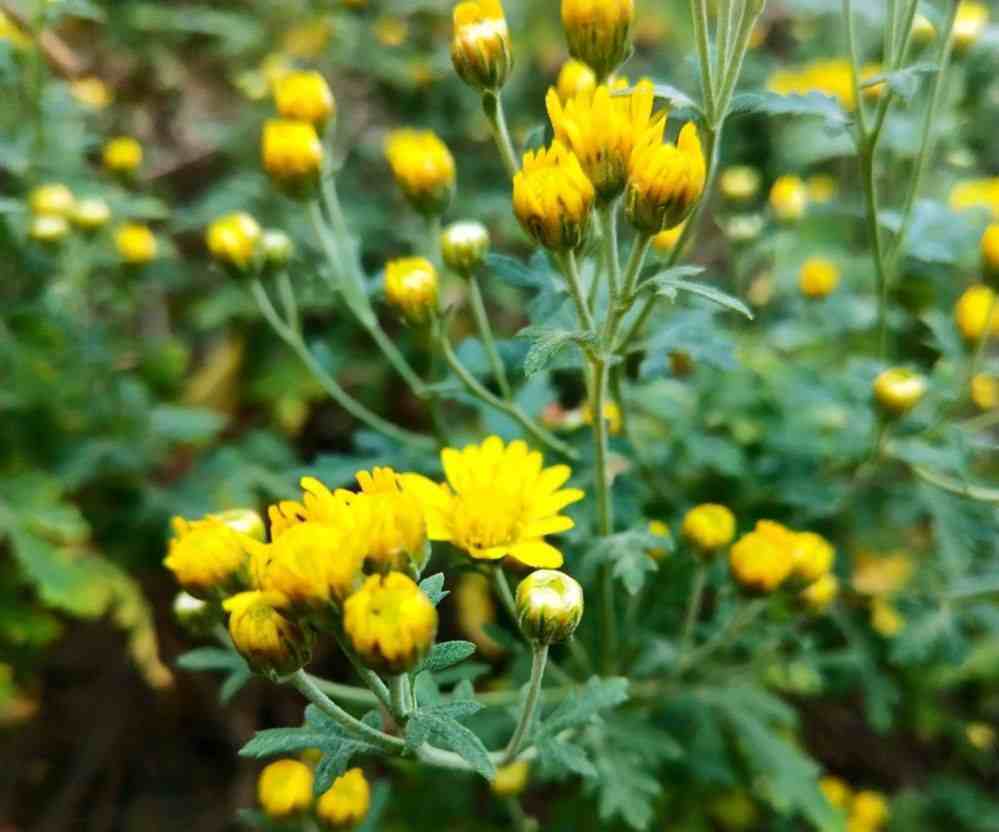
[404,435,585,568]
[807,174,838,204]
[873,368,927,416]
[451,0,512,93]
[729,529,793,593]
[115,223,157,264]
[953,1,988,53]
[29,215,69,243]
[681,504,736,556]
[719,166,761,202]
[70,76,111,109]
[556,59,597,103]
[820,776,852,809]
[102,136,143,174]
[384,257,439,324]
[491,760,530,797]
[223,590,311,674]
[257,759,314,819]
[789,531,835,583]
[799,257,840,298]
[512,140,595,250]
[955,284,999,341]
[384,129,456,216]
[268,476,355,537]
[516,568,584,644]
[274,70,335,126]
[546,80,663,202]
[71,198,111,231]
[345,467,429,573]
[581,400,622,435]
[343,572,437,673]
[800,574,839,613]
[441,220,490,274]
[261,119,324,195]
[869,597,904,638]
[206,212,262,271]
[164,515,251,597]
[850,791,889,830]
[981,223,999,275]
[652,221,685,252]
[29,183,75,217]
[972,374,998,411]
[646,519,671,561]
[769,175,808,222]
[317,767,370,829]
[625,122,706,234]
[561,0,634,81]
[455,572,504,657]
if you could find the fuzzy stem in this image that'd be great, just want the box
[482,91,519,179]
[501,644,549,765]
[468,272,513,399]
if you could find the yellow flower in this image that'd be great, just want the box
[790,531,835,583]
[652,221,686,252]
[820,776,853,809]
[851,790,889,829]
[911,13,937,47]
[404,436,585,568]
[581,399,622,435]
[953,1,988,53]
[455,572,504,657]
[317,767,370,828]
[224,590,311,674]
[268,476,354,537]
[561,0,634,80]
[972,373,998,411]
[950,177,999,217]
[441,220,490,274]
[29,215,69,243]
[274,70,335,126]
[729,528,793,593]
[261,119,324,194]
[873,367,927,415]
[350,467,429,572]
[29,183,74,217]
[0,11,32,50]
[70,76,111,110]
[546,80,663,202]
[800,574,839,613]
[719,165,761,202]
[374,16,408,47]
[981,223,999,273]
[164,515,251,597]
[626,122,706,233]
[206,212,262,270]
[766,59,882,112]
[851,551,914,597]
[646,519,671,560]
[282,19,334,59]
[770,175,808,222]
[966,722,996,751]
[384,257,439,324]
[516,568,584,644]
[491,760,530,796]
[71,198,111,231]
[513,140,595,250]
[343,572,438,673]
[257,759,314,819]
[385,129,456,215]
[556,59,597,103]
[807,174,838,204]
[799,256,840,298]
[955,284,999,341]
[681,503,736,555]
[102,136,143,174]
[870,597,904,637]
[451,0,512,93]
[115,223,157,264]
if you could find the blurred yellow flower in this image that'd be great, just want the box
[966,722,996,751]
[385,256,439,324]
[911,13,937,47]
[790,531,835,582]
[274,70,335,126]
[455,572,504,657]
[626,122,706,234]
[561,0,634,80]
[206,212,262,270]
[719,165,761,202]
[257,759,314,819]
[374,16,408,47]
[317,767,371,828]
[513,140,595,250]
[767,59,883,112]
[0,11,31,49]
[652,220,686,252]
[29,183,75,217]
[224,590,311,674]
[955,284,999,341]
[874,368,927,415]
[70,76,111,109]
[164,515,249,597]
[581,399,622,435]
[800,574,839,613]
[385,129,456,215]
[282,19,334,58]
[949,177,999,217]
[556,59,597,103]
[851,551,913,597]
[870,597,905,637]
[981,223,999,272]
[953,1,988,52]
[29,214,69,243]
[850,790,889,830]
[491,760,530,796]
[262,119,324,193]
[71,198,111,231]
[451,0,512,93]
[103,136,143,174]
[115,223,157,264]
[807,174,839,204]
[729,526,793,592]
[799,257,840,298]
[971,373,998,411]
[646,519,671,560]
[820,775,852,809]
[682,503,736,555]
[770,175,808,222]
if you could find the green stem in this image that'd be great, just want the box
[493,566,519,623]
[390,674,412,720]
[599,201,622,300]
[678,598,767,674]
[675,562,707,672]
[307,676,380,708]
[332,622,394,710]
[501,644,549,765]
[468,273,512,399]
[482,91,519,180]
[561,249,595,332]
[690,0,717,117]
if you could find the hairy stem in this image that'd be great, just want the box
[468,272,512,399]
[482,91,519,179]
[501,644,549,765]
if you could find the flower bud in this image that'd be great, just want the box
[561,0,634,81]
[385,129,456,216]
[873,367,927,416]
[29,183,75,218]
[851,791,889,829]
[972,373,998,411]
[262,229,294,267]
[769,175,808,222]
[870,597,904,637]
[343,572,438,673]
[172,591,219,636]
[384,257,439,324]
[441,220,490,274]
[800,574,839,613]
[224,590,312,675]
[911,13,937,47]
[789,531,835,583]
[798,257,840,299]
[164,515,250,598]
[451,0,513,93]
[206,211,262,272]
[274,70,335,126]
[820,776,852,809]
[515,569,584,645]
[652,222,685,253]
[513,140,595,250]
[491,760,530,797]
[719,166,761,202]
[102,136,143,175]
[71,197,111,231]
[556,59,596,103]
[625,123,706,234]
[115,223,157,265]
[317,767,370,829]
[953,1,988,54]
[262,119,324,196]
[30,214,69,244]
[729,529,793,593]
[257,759,314,819]
[955,284,999,341]
[681,503,736,556]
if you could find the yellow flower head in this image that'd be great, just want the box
[800,574,839,613]
[516,568,584,644]
[790,531,835,583]
[455,572,504,657]
[561,0,634,80]
[581,399,622,435]
[206,212,262,270]
[451,0,512,93]
[820,776,853,809]
[770,175,808,222]
[729,528,794,593]
[71,198,111,231]
[720,165,761,202]
[29,183,75,217]
[972,373,998,411]
[851,790,889,829]
[71,76,111,109]
[385,129,456,215]
[950,177,999,217]
[873,367,927,415]
[343,572,438,673]
[626,122,706,234]
[441,220,490,274]
[513,140,596,250]
[766,59,880,112]
[982,223,999,273]
[799,257,840,299]
[103,136,143,174]
[317,767,370,829]
[405,436,584,568]
[491,760,530,797]
[646,519,671,561]
[556,59,597,103]
[384,257,439,324]
[262,119,324,194]
[851,551,914,597]
[652,221,686,252]
[29,215,69,244]
[350,467,429,572]
[953,1,988,52]
[164,515,251,597]
[966,722,996,751]
[546,80,663,202]
[115,223,157,264]
[955,284,999,341]
[274,70,335,126]
[681,503,736,555]
[224,590,311,674]
[870,597,905,637]
[0,11,32,50]
[258,759,314,819]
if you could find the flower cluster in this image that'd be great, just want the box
[820,777,890,832]
[257,759,371,828]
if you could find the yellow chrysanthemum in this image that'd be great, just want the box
[546,80,663,201]
[385,129,456,215]
[103,136,143,174]
[164,515,250,597]
[981,223,999,272]
[72,198,111,231]
[729,528,793,593]
[626,122,706,233]
[29,215,69,243]
[261,118,324,193]
[206,212,262,270]
[799,257,840,299]
[274,70,335,126]
[800,574,839,613]
[384,256,439,324]
[873,368,927,415]
[652,221,686,252]
[770,175,808,222]
[350,467,429,572]
[224,590,311,674]
[561,0,634,80]
[556,59,597,103]
[451,0,512,93]
[455,572,504,657]
[766,59,883,112]
[972,373,998,411]
[720,165,761,202]
[955,284,999,341]
[789,531,835,583]
[404,436,584,568]
[115,223,157,264]
[258,759,314,818]
[29,183,75,218]
[851,790,889,830]
[681,503,736,555]
[317,767,371,828]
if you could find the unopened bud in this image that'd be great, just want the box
[515,569,584,645]
[441,220,490,274]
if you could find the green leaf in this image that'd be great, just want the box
[149,405,225,444]
[861,62,937,103]
[538,676,630,738]
[592,747,662,830]
[421,640,477,673]
[647,273,754,320]
[177,645,253,704]
[419,573,448,606]
[580,529,664,595]
[518,326,596,377]
[537,738,598,780]
[406,711,495,779]
[729,90,851,134]
[647,83,700,112]
[486,253,547,289]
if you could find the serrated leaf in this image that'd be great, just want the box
[729,90,851,134]
[861,62,937,103]
[486,253,547,289]
[419,573,448,606]
[407,712,495,778]
[649,274,753,319]
[518,326,596,377]
[537,738,598,779]
[421,640,477,673]
[239,726,332,758]
[580,529,664,595]
[538,676,629,738]
[593,748,662,830]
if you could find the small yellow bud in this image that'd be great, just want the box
[820,776,852,809]
[955,284,999,341]
[770,175,808,222]
[851,790,889,829]
[29,183,75,217]
[343,572,438,673]
[911,13,937,47]
[172,591,218,636]
[799,257,840,299]
[274,70,335,126]
[806,174,838,204]
[800,574,839,613]
[29,214,70,243]
[515,568,584,645]
[966,722,996,751]
[261,119,324,195]
[652,221,686,252]
[513,140,595,250]
[953,1,988,54]
[870,597,905,637]
[317,767,370,829]
[561,0,634,81]
[257,759,314,819]
[262,229,295,266]
[626,122,706,234]
[789,531,835,583]
[646,519,671,561]
[384,257,439,324]
[719,166,761,202]
[385,129,456,216]
[681,503,736,555]
[451,0,512,93]
[873,367,927,416]
[164,515,249,597]
[491,760,530,796]
[556,59,596,103]
[981,223,999,276]
[115,223,157,265]
[206,211,262,271]
[224,590,312,675]
[102,136,143,175]
[441,220,490,274]
[71,197,111,231]
[971,373,998,411]
[729,528,793,593]
[70,76,111,110]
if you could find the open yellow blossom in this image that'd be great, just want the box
[268,476,353,538]
[770,175,808,222]
[682,503,736,555]
[385,257,439,324]
[262,119,324,193]
[789,531,835,583]
[626,122,706,233]
[953,1,988,52]
[115,223,157,264]
[206,212,262,270]
[801,574,839,613]
[561,0,634,80]
[873,368,927,415]
[317,767,370,828]
[350,467,429,572]
[71,76,111,109]
[546,80,663,201]
[492,760,530,796]
[513,140,595,251]
[385,129,456,215]
[404,436,584,568]
[224,590,311,674]
[955,284,999,341]
[29,183,75,217]
[729,528,793,592]
[972,374,998,411]
[799,257,840,299]
[455,572,504,657]
[343,572,437,673]
[556,59,597,103]
[274,70,335,126]
[258,759,314,819]
[870,597,904,637]
[451,0,512,93]
[950,177,999,217]
[820,776,852,809]
[164,513,256,596]
[103,136,143,174]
